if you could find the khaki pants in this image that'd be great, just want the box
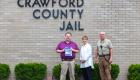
[60,60,75,80]
[98,56,112,80]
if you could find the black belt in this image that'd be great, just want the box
[62,59,74,61]
[99,54,110,57]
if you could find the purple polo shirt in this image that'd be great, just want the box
[56,41,79,59]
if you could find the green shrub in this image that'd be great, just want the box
[92,64,100,80]
[0,63,10,80]
[52,64,61,80]
[53,64,120,80]
[15,63,47,80]
[111,64,120,80]
[128,64,140,80]
[75,64,82,80]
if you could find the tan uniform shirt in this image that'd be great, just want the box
[97,39,113,55]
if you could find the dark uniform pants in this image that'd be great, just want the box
[81,66,92,80]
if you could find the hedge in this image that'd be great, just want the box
[128,64,140,80]
[15,63,47,80]
[53,64,120,80]
[0,63,10,80]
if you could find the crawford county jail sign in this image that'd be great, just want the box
[17,0,84,31]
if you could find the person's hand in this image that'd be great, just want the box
[59,49,65,53]
[56,49,64,53]
[109,58,112,64]
[62,49,65,52]
[95,58,99,64]
[80,60,86,63]
[71,48,76,52]
[71,47,74,51]
[70,47,79,53]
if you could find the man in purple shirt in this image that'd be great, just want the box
[56,32,79,80]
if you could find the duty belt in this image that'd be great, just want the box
[99,54,110,57]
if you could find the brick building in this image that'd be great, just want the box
[0,0,140,80]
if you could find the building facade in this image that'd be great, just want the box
[0,0,140,80]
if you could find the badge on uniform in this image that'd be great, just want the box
[64,47,72,56]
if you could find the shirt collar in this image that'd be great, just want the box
[64,41,72,44]
[100,39,106,43]
[83,43,88,47]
